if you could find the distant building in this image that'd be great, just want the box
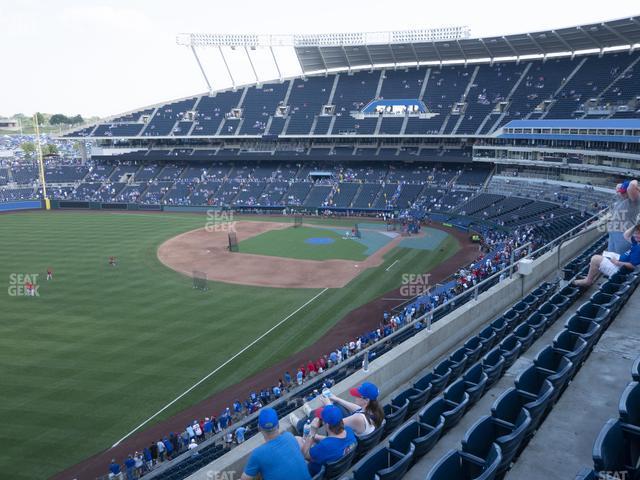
[0,118,19,130]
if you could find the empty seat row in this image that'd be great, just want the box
[577,354,640,479]
[426,240,638,480]
[344,281,563,479]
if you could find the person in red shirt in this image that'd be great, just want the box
[307,361,316,377]
[47,268,53,280]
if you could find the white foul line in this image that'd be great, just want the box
[385,259,399,272]
[111,287,329,447]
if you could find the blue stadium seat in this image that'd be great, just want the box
[432,361,453,393]
[515,366,556,421]
[549,293,571,316]
[389,418,443,461]
[383,399,409,437]
[559,284,581,303]
[513,301,532,319]
[574,467,597,480]
[552,330,590,369]
[537,302,560,327]
[442,379,471,429]
[482,347,506,388]
[565,316,602,348]
[491,387,536,443]
[498,334,522,370]
[502,309,521,331]
[323,447,357,480]
[525,312,547,340]
[425,445,502,480]
[490,317,508,342]
[413,372,435,396]
[575,302,612,328]
[462,412,531,476]
[420,396,462,433]
[513,323,535,353]
[392,386,430,418]
[447,347,469,378]
[618,382,640,436]
[351,442,414,480]
[464,336,484,364]
[354,419,386,461]
[479,326,498,352]
[533,346,574,401]
[589,291,622,317]
[600,280,633,303]
[592,419,638,479]
[463,363,489,407]
[311,465,325,480]
[633,356,640,382]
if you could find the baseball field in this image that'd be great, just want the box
[0,211,468,480]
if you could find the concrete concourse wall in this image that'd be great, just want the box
[188,226,603,480]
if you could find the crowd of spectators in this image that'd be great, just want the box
[104,221,543,479]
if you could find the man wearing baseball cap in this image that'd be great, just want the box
[241,407,311,480]
[301,405,357,476]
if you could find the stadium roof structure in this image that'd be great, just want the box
[178,16,640,83]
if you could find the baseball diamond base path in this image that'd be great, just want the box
[51,224,477,480]
[157,221,404,289]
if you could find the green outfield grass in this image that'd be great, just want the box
[238,226,369,260]
[0,211,460,479]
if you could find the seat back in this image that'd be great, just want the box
[633,355,640,382]
[492,388,525,426]
[310,465,325,480]
[498,334,522,369]
[354,419,386,460]
[464,336,483,363]
[592,419,631,475]
[619,382,640,427]
[377,444,415,480]
[549,293,570,315]
[513,323,535,352]
[419,397,446,427]
[462,415,496,460]
[491,317,508,341]
[383,399,409,436]
[426,450,464,480]
[482,347,506,387]
[324,447,357,480]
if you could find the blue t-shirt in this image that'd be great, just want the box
[244,432,311,480]
[109,463,120,475]
[308,427,357,475]
[619,238,640,266]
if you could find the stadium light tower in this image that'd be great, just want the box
[33,114,50,210]
[177,26,470,93]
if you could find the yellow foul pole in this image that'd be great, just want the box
[33,114,50,210]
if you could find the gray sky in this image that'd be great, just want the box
[1,0,638,118]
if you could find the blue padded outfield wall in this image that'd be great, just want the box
[0,200,42,212]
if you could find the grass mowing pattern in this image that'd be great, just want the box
[238,226,368,261]
[0,211,460,479]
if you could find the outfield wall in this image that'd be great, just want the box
[0,200,42,212]
[188,225,603,479]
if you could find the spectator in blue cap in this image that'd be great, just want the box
[241,407,311,480]
[319,381,384,437]
[301,405,357,476]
